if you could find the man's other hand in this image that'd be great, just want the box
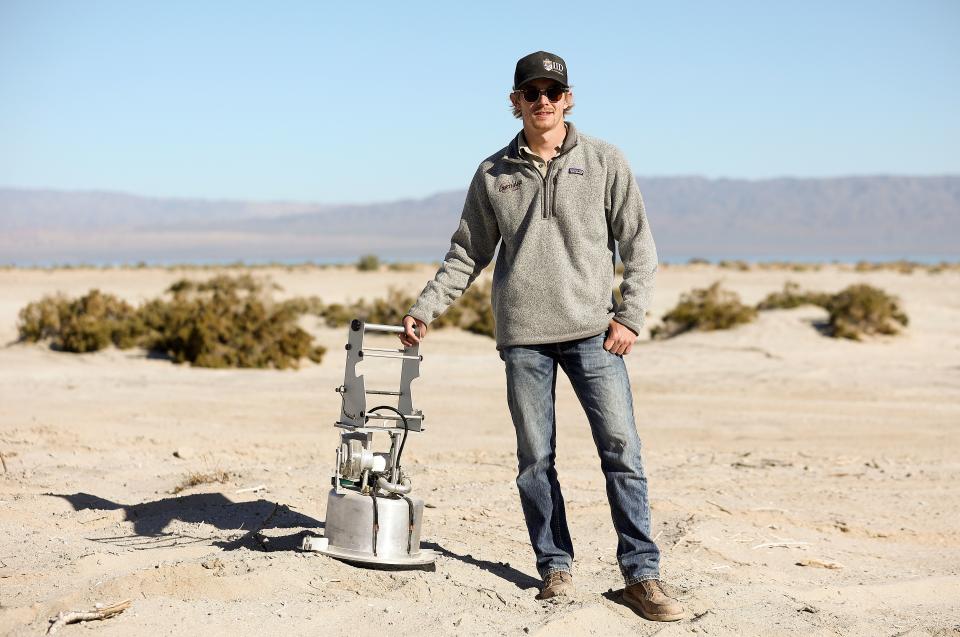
[604,319,638,356]
[400,315,427,347]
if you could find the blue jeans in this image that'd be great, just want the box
[499,332,661,585]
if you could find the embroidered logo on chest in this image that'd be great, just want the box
[498,179,522,193]
[568,167,584,175]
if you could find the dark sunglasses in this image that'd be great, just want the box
[516,85,568,103]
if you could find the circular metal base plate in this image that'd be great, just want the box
[318,544,437,567]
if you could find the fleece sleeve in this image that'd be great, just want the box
[407,166,501,325]
[606,148,658,335]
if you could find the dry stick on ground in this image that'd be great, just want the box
[796,558,844,570]
[231,501,283,550]
[47,599,131,634]
[752,541,811,549]
[706,500,732,514]
[235,484,267,494]
[1,451,7,473]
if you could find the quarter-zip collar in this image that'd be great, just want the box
[503,122,579,220]
[503,121,579,165]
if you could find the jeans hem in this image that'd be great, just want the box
[624,573,661,586]
[540,566,572,579]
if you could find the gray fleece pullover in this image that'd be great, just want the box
[407,122,657,348]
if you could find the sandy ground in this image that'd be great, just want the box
[1,264,958,636]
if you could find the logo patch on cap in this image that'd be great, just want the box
[568,167,584,175]
[543,59,564,73]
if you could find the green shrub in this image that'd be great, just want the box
[321,287,416,328]
[650,282,757,339]
[18,290,145,352]
[756,281,832,310]
[17,276,326,368]
[18,293,68,343]
[687,257,711,265]
[825,284,908,340]
[356,254,380,271]
[387,262,418,272]
[143,277,325,369]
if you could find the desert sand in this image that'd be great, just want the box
[1,263,958,636]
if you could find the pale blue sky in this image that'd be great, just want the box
[1,1,958,203]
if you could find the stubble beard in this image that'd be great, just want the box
[527,107,562,133]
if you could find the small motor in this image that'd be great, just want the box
[302,320,436,567]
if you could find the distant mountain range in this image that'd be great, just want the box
[1,176,958,265]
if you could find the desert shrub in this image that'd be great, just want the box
[687,257,711,265]
[322,283,495,338]
[650,282,757,339]
[322,302,356,328]
[924,261,960,274]
[825,284,908,340]
[18,290,145,352]
[387,262,418,272]
[18,294,69,342]
[143,277,325,369]
[278,295,325,316]
[356,254,380,271]
[718,259,750,271]
[854,260,920,274]
[18,275,326,368]
[172,469,230,494]
[756,261,820,272]
[756,282,832,310]
[356,287,417,325]
[322,287,416,328]
[167,273,274,296]
[432,281,495,338]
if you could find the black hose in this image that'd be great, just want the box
[366,405,409,472]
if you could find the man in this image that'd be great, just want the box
[399,51,683,622]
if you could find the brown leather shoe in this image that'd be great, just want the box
[622,579,684,621]
[535,570,574,600]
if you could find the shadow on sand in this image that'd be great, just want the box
[48,493,542,590]
[47,492,323,551]
[421,541,540,591]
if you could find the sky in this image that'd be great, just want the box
[1,1,958,204]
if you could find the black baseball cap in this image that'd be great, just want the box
[513,51,569,90]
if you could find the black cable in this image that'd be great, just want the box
[370,488,379,556]
[366,405,409,472]
[401,494,415,554]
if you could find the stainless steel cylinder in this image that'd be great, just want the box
[321,488,434,565]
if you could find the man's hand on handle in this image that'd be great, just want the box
[400,315,428,348]
[604,319,638,356]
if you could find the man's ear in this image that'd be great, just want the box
[509,92,520,109]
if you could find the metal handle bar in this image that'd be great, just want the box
[362,322,415,334]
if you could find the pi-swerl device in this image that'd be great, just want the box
[302,319,436,566]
